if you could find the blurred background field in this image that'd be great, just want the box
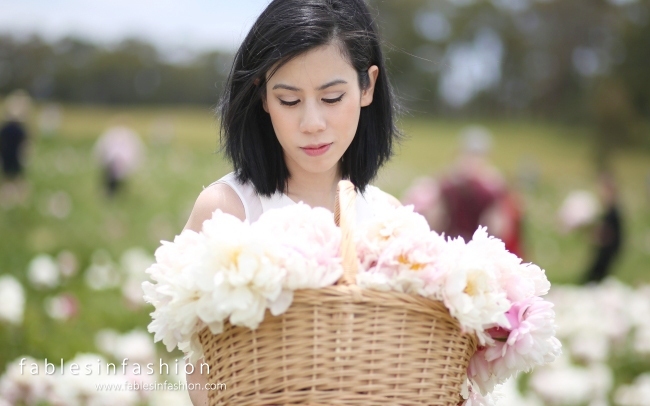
[1,103,648,361]
[1,0,650,404]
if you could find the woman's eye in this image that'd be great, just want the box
[279,99,299,106]
[323,93,345,104]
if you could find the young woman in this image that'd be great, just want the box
[182,0,400,403]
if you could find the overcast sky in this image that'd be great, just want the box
[0,0,272,53]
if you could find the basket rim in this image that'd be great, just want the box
[289,285,462,322]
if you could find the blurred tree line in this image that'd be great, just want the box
[368,0,650,161]
[0,36,231,105]
[0,0,649,159]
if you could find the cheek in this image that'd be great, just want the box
[267,104,294,141]
[334,99,362,137]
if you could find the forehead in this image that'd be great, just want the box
[266,43,356,86]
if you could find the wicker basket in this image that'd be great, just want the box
[199,181,477,405]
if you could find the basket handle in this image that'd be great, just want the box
[334,180,358,286]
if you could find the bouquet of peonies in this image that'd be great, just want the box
[355,204,562,404]
[143,200,561,405]
[142,203,343,363]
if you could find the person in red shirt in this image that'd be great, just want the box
[403,126,525,258]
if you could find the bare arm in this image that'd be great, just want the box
[183,183,245,406]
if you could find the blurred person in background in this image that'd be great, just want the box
[583,171,624,284]
[0,90,32,207]
[402,126,525,258]
[93,117,145,198]
[646,171,650,205]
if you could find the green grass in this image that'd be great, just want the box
[1,104,649,372]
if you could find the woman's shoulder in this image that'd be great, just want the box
[183,177,246,233]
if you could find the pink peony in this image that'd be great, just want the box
[254,203,343,290]
[356,204,430,271]
[468,296,562,394]
[358,231,446,295]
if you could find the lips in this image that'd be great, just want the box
[301,143,332,157]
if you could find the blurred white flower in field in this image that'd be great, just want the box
[84,250,121,290]
[557,190,599,232]
[497,378,542,406]
[1,354,161,406]
[627,285,650,325]
[46,191,73,219]
[50,353,140,406]
[57,250,79,278]
[569,330,609,363]
[120,247,155,307]
[549,279,631,362]
[149,389,194,406]
[633,323,650,355]
[0,275,25,325]
[0,356,55,405]
[529,355,612,406]
[95,329,156,364]
[121,247,155,277]
[27,254,60,289]
[44,293,79,321]
[615,373,650,406]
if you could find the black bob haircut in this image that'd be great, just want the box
[219,0,399,196]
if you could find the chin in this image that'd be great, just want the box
[300,159,340,175]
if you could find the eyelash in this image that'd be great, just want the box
[278,93,345,106]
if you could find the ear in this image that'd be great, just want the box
[255,77,270,113]
[262,95,269,113]
[360,65,379,107]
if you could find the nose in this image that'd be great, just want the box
[299,101,326,134]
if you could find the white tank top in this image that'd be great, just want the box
[209,172,389,225]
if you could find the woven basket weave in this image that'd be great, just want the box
[199,181,477,405]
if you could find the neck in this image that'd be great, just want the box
[285,165,341,212]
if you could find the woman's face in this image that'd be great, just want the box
[264,43,378,178]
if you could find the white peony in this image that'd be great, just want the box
[255,203,343,290]
[467,227,549,302]
[0,275,25,325]
[199,209,286,328]
[143,228,209,356]
[144,209,291,362]
[356,204,430,271]
[437,236,511,345]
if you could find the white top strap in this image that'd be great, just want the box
[209,172,389,224]
[209,172,264,223]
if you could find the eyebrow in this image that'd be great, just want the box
[272,79,348,92]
